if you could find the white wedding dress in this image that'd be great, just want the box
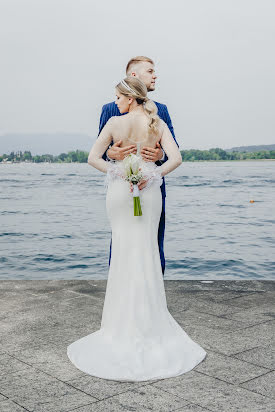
[67,126,207,381]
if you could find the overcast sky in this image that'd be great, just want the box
[0,0,274,150]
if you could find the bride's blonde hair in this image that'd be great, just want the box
[116,76,160,136]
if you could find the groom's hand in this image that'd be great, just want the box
[107,140,137,161]
[140,141,163,162]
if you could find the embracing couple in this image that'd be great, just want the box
[67,56,207,382]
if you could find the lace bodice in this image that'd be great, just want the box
[104,142,163,192]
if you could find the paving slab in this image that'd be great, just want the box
[65,374,152,400]
[176,405,212,412]
[173,308,253,331]
[224,291,275,309]
[0,368,97,412]
[0,400,28,412]
[221,305,275,326]
[67,385,190,412]
[233,344,275,369]
[0,393,8,402]
[200,320,275,355]
[152,371,275,411]
[10,343,86,381]
[194,348,271,384]
[0,280,274,412]
[240,370,275,399]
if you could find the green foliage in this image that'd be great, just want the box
[0,150,89,163]
[180,148,275,161]
[0,148,275,163]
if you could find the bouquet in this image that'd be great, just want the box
[122,153,144,216]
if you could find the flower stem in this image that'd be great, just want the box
[133,196,142,216]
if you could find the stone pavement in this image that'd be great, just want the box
[0,280,274,412]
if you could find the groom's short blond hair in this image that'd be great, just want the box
[126,56,154,75]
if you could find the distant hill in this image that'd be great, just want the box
[0,133,94,155]
[225,144,275,153]
[0,133,274,155]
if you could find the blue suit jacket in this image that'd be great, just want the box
[98,101,179,198]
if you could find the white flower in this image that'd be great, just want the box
[123,154,141,178]
[130,154,140,174]
[122,155,132,178]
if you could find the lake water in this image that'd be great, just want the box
[0,161,274,280]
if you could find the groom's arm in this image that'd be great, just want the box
[98,104,113,161]
[157,104,179,166]
[164,105,178,145]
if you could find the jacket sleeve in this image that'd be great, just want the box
[98,105,113,161]
[158,104,179,166]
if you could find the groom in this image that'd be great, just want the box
[98,56,179,276]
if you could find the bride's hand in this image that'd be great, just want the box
[138,179,149,191]
[130,179,148,192]
[138,179,148,190]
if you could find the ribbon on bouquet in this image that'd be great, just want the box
[132,184,140,197]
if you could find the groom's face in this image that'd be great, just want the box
[130,62,157,92]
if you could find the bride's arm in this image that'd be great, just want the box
[158,121,182,177]
[88,118,115,173]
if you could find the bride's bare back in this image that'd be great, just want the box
[111,113,163,151]
[88,112,182,177]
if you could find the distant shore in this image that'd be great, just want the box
[1,148,275,163]
[1,159,275,164]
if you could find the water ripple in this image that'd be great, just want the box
[0,161,274,280]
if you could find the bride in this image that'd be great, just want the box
[67,76,207,381]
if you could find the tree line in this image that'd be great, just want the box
[1,148,275,163]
